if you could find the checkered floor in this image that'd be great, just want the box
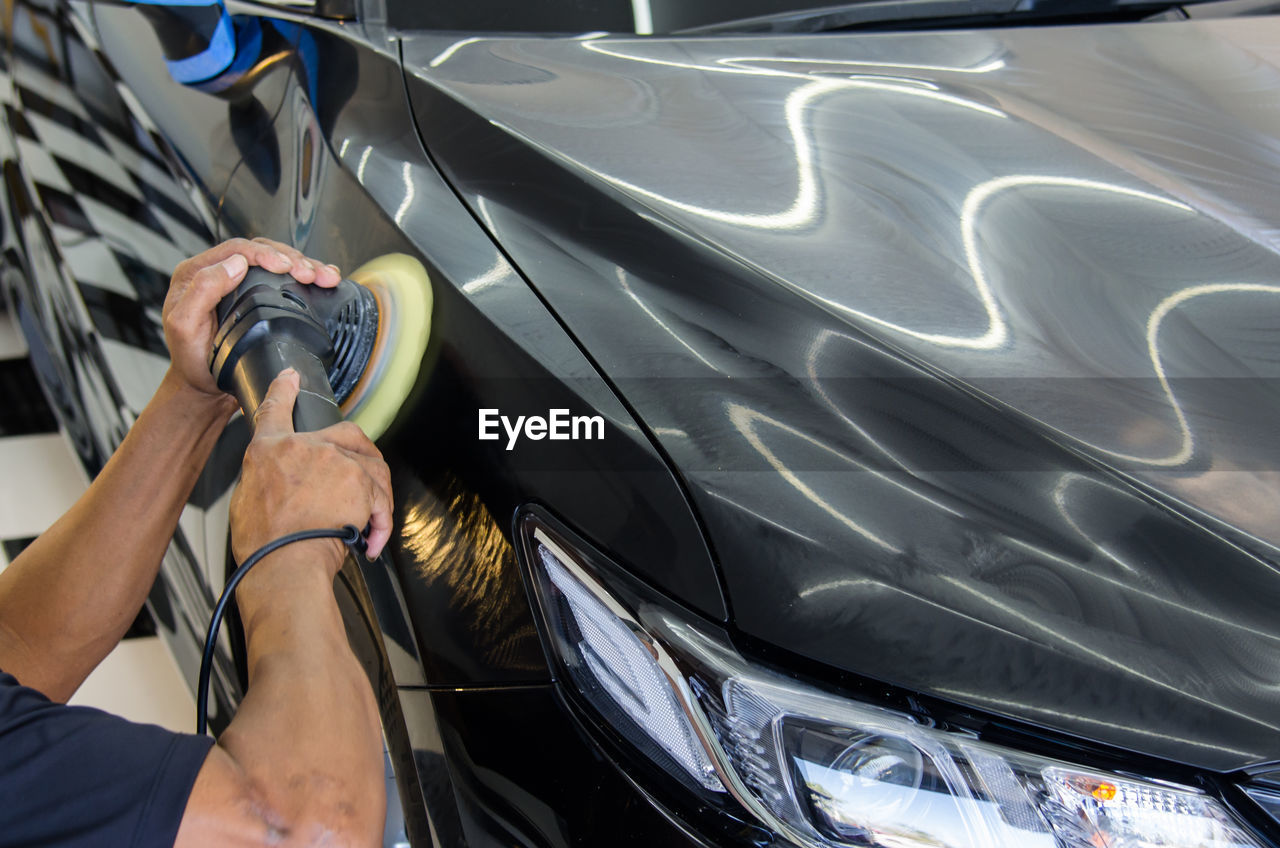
[0,9,209,731]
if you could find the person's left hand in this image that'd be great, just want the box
[161,237,343,405]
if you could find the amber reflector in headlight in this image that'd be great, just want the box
[703,674,1265,848]
[519,513,1263,848]
[526,527,722,792]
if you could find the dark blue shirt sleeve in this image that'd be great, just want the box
[0,670,214,848]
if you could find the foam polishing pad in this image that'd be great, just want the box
[340,253,433,440]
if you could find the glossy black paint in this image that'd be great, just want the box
[403,25,1280,772]
[207,14,724,658]
[415,685,772,848]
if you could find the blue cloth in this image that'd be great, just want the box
[0,670,214,847]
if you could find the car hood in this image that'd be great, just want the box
[403,17,1280,771]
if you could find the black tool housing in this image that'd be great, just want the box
[210,267,378,432]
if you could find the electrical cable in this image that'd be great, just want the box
[196,524,365,735]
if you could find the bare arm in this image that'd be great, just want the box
[0,235,385,846]
[0,238,339,702]
[0,371,233,700]
[176,371,391,847]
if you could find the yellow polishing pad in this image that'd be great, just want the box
[340,254,433,440]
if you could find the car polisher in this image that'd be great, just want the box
[196,254,431,735]
[209,254,433,437]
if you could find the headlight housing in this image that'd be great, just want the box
[519,510,1266,848]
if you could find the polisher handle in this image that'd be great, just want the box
[210,267,342,433]
[225,338,342,433]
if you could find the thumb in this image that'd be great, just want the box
[252,369,300,436]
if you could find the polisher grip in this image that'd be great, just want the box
[226,338,342,432]
[211,267,342,433]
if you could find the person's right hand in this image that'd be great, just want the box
[229,369,394,573]
[162,237,342,405]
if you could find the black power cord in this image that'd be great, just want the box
[197,524,366,735]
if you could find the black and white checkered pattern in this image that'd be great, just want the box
[0,22,218,561]
[2,32,216,415]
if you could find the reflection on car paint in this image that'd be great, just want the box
[403,20,1280,773]
[396,471,546,683]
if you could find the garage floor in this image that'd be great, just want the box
[0,304,194,732]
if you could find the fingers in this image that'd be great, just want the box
[251,237,342,287]
[356,448,394,560]
[178,238,294,279]
[364,486,393,560]
[175,237,341,289]
[171,253,248,336]
[333,439,393,559]
[252,369,300,437]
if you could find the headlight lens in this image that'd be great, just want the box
[706,674,1259,848]
[521,515,1264,848]
[529,530,722,792]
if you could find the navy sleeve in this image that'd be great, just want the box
[0,669,215,848]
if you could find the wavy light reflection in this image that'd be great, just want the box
[616,267,717,369]
[429,37,484,68]
[720,56,1006,75]
[394,161,415,224]
[575,42,1197,358]
[1095,282,1280,467]
[727,402,901,553]
[580,41,1007,231]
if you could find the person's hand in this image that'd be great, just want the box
[161,237,343,404]
[229,369,393,572]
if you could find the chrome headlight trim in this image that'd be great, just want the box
[519,510,1266,848]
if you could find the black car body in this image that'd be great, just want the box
[3,0,1280,845]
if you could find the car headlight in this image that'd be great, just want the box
[519,512,1265,848]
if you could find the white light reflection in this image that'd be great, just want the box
[704,488,822,545]
[338,137,350,158]
[932,688,1259,760]
[394,161,415,224]
[797,576,877,599]
[462,255,508,294]
[1095,282,1280,468]
[616,267,717,369]
[599,77,833,229]
[580,41,1007,232]
[727,402,901,553]
[1000,513,1280,644]
[806,175,1192,352]
[356,145,372,184]
[593,75,1005,229]
[429,37,483,68]
[805,328,913,474]
[475,196,498,232]
[576,40,1205,362]
[630,0,653,35]
[1051,474,1137,575]
[719,56,1007,75]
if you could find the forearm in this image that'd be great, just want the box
[218,545,384,845]
[0,368,234,698]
